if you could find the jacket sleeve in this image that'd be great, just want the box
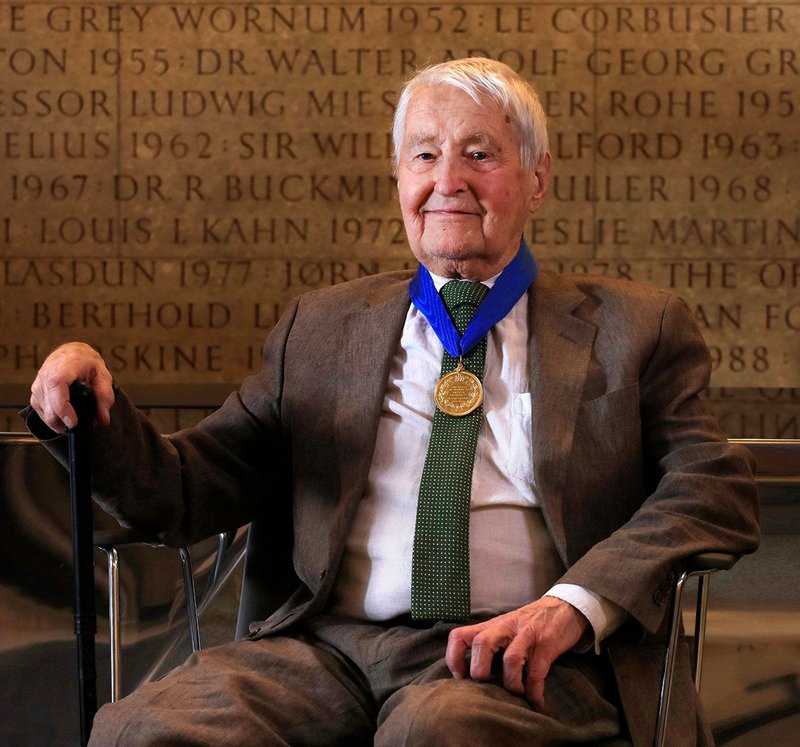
[558,293,760,635]
[23,296,301,547]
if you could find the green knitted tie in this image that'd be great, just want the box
[411,280,489,621]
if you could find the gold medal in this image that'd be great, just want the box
[435,361,483,417]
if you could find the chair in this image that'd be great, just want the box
[56,382,234,704]
[93,521,744,745]
[92,527,233,702]
[655,552,737,747]
[655,438,800,745]
[228,518,736,746]
[89,437,788,742]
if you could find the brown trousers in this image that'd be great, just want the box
[89,614,631,746]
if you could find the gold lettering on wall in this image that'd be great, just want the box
[1,2,798,435]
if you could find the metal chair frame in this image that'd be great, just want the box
[94,530,230,702]
[91,523,741,741]
[93,437,799,740]
[655,552,736,747]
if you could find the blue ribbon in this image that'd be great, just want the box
[409,240,538,358]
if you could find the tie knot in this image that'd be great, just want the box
[440,280,489,315]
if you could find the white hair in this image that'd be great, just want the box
[392,58,550,173]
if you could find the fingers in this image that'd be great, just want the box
[29,342,114,432]
[449,620,554,708]
[447,616,516,683]
[504,628,556,707]
[500,631,530,695]
[445,624,479,679]
[30,382,77,433]
[445,599,590,709]
[524,647,553,708]
[90,376,115,426]
[469,618,515,682]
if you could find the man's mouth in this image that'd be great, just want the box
[422,206,482,217]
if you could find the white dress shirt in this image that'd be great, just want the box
[331,274,625,648]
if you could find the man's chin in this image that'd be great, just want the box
[423,241,485,263]
[419,247,497,279]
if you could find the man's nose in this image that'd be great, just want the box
[434,156,468,195]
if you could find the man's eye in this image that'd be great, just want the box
[417,152,435,161]
[471,151,490,161]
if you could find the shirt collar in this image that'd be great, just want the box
[427,270,500,292]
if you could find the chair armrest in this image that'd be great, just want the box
[655,551,740,747]
[682,552,738,574]
[93,527,163,548]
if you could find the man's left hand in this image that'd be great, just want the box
[445,596,589,708]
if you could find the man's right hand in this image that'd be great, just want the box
[29,342,115,433]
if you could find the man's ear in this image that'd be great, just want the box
[528,152,552,213]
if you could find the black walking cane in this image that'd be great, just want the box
[66,381,98,746]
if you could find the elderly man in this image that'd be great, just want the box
[27,59,758,746]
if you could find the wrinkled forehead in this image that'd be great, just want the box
[401,85,517,145]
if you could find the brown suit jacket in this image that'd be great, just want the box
[34,268,759,745]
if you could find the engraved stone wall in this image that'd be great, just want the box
[1,1,799,436]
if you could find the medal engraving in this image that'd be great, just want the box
[435,366,483,416]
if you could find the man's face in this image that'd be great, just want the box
[396,85,550,280]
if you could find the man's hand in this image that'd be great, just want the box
[445,596,589,708]
[30,342,115,433]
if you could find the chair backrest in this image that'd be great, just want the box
[734,438,800,538]
[0,432,74,603]
[0,433,222,743]
[734,436,800,487]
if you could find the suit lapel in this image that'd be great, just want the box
[325,269,599,566]
[528,271,597,562]
[321,269,598,575]
[327,277,412,566]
